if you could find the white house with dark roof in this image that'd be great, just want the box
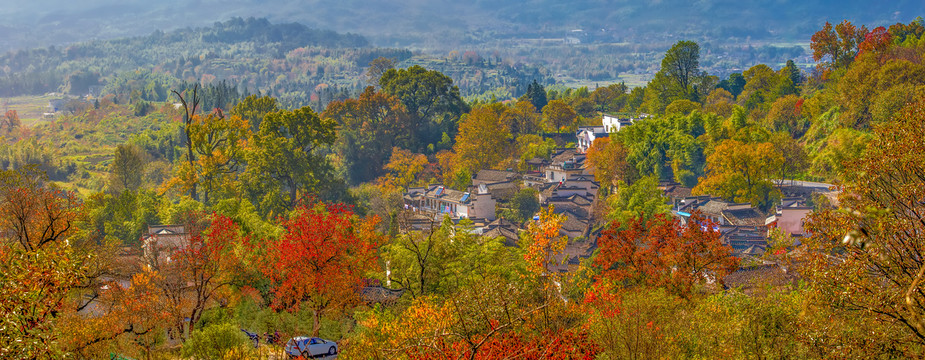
[602,113,650,133]
[404,184,497,221]
[141,225,189,269]
[545,149,586,183]
[576,126,608,153]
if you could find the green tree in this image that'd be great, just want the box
[85,190,163,246]
[381,217,474,299]
[618,116,704,183]
[606,176,670,226]
[522,79,548,111]
[64,69,100,96]
[379,65,468,151]
[784,59,803,88]
[509,188,540,223]
[643,40,714,115]
[662,41,700,96]
[181,323,251,360]
[718,72,746,99]
[514,134,556,172]
[163,111,249,207]
[665,99,701,115]
[173,86,201,201]
[810,128,872,182]
[246,106,336,212]
[109,144,147,193]
[231,95,279,133]
[323,86,413,185]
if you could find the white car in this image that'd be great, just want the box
[285,336,338,358]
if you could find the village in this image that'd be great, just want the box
[392,112,831,290]
[3,12,924,358]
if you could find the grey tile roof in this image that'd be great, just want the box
[722,208,766,227]
[474,169,520,183]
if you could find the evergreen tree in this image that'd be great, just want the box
[523,80,548,111]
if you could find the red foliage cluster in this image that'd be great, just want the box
[262,201,382,335]
[857,26,892,59]
[594,214,739,298]
[406,330,599,360]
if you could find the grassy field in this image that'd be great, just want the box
[2,94,65,127]
[558,72,652,89]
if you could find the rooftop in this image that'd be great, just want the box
[722,208,766,227]
[474,169,520,183]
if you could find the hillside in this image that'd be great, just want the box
[2,0,922,53]
[2,12,925,359]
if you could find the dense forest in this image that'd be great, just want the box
[2,14,925,360]
[0,17,554,109]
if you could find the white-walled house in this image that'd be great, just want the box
[404,184,497,220]
[576,126,608,153]
[602,113,650,133]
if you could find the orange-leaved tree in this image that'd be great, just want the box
[0,167,89,359]
[59,269,174,359]
[811,20,869,71]
[452,104,512,174]
[693,139,783,210]
[585,137,630,194]
[583,280,683,359]
[595,213,739,299]
[263,202,382,336]
[801,98,925,346]
[357,279,597,360]
[376,147,430,193]
[502,100,541,136]
[156,212,247,339]
[521,206,568,280]
[352,207,595,360]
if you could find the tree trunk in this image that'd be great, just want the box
[312,309,321,337]
[288,177,298,207]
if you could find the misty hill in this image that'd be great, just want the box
[2,0,922,52]
[0,17,548,111]
[0,17,388,99]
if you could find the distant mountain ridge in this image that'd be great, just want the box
[2,0,922,52]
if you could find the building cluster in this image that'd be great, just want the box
[663,181,824,258]
[401,145,604,273]
[399,112,834,281]
[127,112,837,301]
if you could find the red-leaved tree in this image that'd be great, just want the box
[264,202,382,336]
[595,214,739,299]
[857,26,892,60]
